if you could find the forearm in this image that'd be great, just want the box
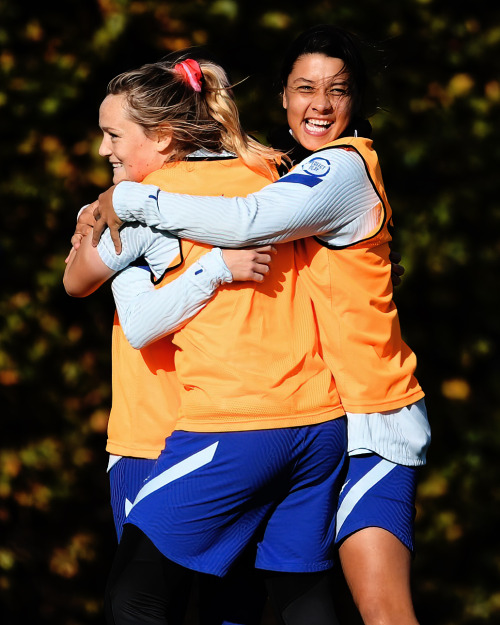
[64,230,115,297]
[113,248,232,349]
[64,219,181,297]
[112,150,376,247]
[98,223,180,278]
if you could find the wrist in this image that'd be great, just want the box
[113,182,160,223]
[197,248,233,287]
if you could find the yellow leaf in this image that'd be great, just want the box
[441,378,471,400]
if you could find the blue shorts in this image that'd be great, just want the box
[126,419,347,576]
[335,454,418,551]
[109,457,156,542]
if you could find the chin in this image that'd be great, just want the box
[305,132,342,151]
[300,137,327,151]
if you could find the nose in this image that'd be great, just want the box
[311,91,333,113]
[98,136,111,158]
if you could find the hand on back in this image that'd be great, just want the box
[222,246,277,282]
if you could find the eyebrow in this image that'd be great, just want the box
[289,76,348,87]
[290,77,315,85]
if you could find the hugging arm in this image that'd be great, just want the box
[92,149,379,250]
[63,221,178,297]
[112,251,228,349]
[112,245,275,348]
[93,151,405,284]
[65,206,275,346]
[64,227,116,297]
[63,213,234,345]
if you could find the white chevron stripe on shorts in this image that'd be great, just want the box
[336,458,396,537]
[126,442,219,516]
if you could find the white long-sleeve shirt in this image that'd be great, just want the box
[111,149,381,247]
[97,223,232,348]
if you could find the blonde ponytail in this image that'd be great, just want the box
[107,55,287,179]
[199,61,285,179]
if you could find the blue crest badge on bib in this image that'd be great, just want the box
[301,157,331,177]
[274,156,331,188]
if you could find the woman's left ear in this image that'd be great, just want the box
[156,129,173,153]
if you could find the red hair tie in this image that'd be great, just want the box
[174,59,203,92]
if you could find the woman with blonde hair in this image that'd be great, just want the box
[66,52,347,625]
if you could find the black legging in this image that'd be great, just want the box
[266,571,340,625]
[106,524,339,625]
[105,524,192,625]
[199,542,267,625]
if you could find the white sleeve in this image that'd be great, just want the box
[97,222,181,278]
[111,247,233,349]
[112,149,381,247]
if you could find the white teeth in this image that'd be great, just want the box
[306,119,332,128]
[304,119,333,135]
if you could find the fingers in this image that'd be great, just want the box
[254,253,272,265]
[389,249,401,264]
[71,223,93,246]
[90,201,103,247]
[391,264,405,287]
[77,214,95,229]
[109,226,123,255]
[244,253,272,281]
[251,272,265,283]
[392,263,405,277]
[222,247,275,282]
[254,245,277,255]
[70,233,84,250]
[89,190,123,253]
[92,201,101,223]
[391,262,405,287]
[245,260,272,282]
[391,274,402,287]
[252,263,270,281]
[70,203,95,250]
[91,219,123,254]
[91,219,107,248]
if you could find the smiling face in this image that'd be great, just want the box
[98,94,172,184]
[283,53,353,152]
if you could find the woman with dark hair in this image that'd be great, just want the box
[92,25,430,625]
[270,24,371,164]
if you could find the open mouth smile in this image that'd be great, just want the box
[304,119,333,135]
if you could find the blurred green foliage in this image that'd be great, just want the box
[1,0,499,623]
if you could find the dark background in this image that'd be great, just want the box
[1,0,499,623]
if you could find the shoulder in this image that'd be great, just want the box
[277,147,368,191]
[306,145,366,173]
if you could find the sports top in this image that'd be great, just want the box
[294,137,424,413]
[105,155,278,457]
